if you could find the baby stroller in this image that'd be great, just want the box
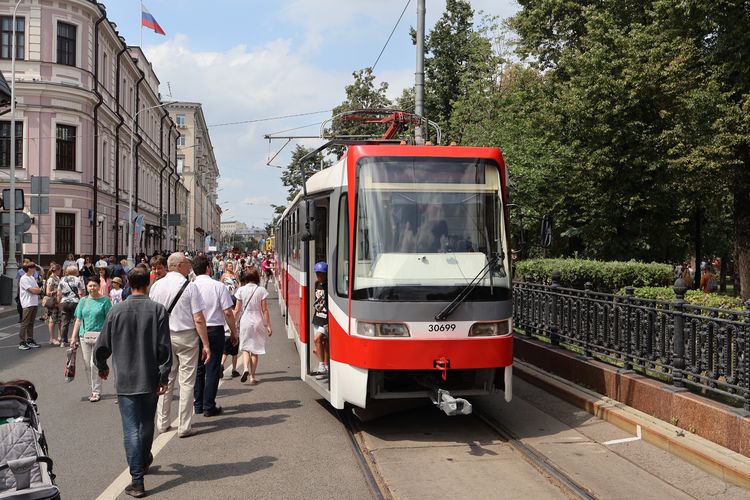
[0,383,60,499]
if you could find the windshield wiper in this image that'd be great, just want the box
[434,252,502,321]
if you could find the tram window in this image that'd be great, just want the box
[336,194,349,297]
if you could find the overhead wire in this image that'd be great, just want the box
[207,109,332,128]
[372,0,412,71]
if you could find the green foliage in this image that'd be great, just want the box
[623,286,745,310]
[515,258,672,292]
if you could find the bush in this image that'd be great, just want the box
[515,258,672,293]
[617,286,745,310]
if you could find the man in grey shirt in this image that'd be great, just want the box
[95,266,172,498]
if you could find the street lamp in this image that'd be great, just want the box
[6,0,23,294]
[127,101,176,267]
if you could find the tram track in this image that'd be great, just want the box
[336,403,597,500]
[473,408,597,500]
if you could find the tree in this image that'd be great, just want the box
[422,0,476,143]
[328,67,393,146]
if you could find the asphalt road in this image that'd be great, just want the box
[0,292,374,499]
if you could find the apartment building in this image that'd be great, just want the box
[0,0,188,262]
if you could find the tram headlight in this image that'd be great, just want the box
[357,321,410,337]
[469,320,511,337]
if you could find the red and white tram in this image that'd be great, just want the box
[275,141,513,415]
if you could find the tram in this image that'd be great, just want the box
[275,118,514,416]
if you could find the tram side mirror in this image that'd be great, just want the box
[540,215,553,249]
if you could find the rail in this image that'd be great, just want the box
[512,270,750,410]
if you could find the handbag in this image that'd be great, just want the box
[82,331,100,345]
[64,346,77,383]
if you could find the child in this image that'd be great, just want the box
[109,277,124,305]
[312,261,329,378]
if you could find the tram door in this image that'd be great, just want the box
[307,198,329,384]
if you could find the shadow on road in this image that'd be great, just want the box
[191,413,291,435]
[146,456,277,494]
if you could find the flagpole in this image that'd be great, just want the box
[140,0,143,46]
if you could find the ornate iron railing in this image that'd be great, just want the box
[513,270,750,410]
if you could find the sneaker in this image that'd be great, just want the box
[203,406,223,417]
[317,362,325,372]
[231,370,240,378]
[124,481,146,498]
[240,371,249,383]
[18,342,31,351]
[26,340,41,348]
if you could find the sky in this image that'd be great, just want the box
[103,1,521,229]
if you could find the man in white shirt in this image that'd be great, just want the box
[149,252,210,438]
[18,262,42,350]
[76,255,85,272]
[191,255,238,417]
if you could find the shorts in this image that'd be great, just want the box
[224,336,239,356]
[314,325,328,338]
[47,306,61,325]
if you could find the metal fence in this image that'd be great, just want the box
[513,270,750,410]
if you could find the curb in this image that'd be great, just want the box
[514,360,750,490]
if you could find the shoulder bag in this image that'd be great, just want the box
[240,286,259,316]
[167,279,190,314]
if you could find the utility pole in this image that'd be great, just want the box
[414,0,426,144]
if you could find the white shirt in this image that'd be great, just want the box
[19,274,39,308]
[149,271,205,332]
[95,259,108,268]
[76,257,85,271]
[193,274,234,327]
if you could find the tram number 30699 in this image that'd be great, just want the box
[428,323,457,332]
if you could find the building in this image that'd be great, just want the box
[166,102,219,253]
[220,220,247,234]
[0,0,203,264]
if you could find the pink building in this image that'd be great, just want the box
[0,0,185,264]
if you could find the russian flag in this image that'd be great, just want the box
[141,4,165,35]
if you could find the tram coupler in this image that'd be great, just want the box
[431,389,473,416]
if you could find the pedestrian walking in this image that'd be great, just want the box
[58,266,84,347]
[44,264,62,345]
[149,252,210,438]
[191,255,238,417]
[220,261,239,296]
[94,266,172,498]
[149,255,167,284]
[110,277,124,305]
[233,268,272,384]
[71,277,112,402]
[18,262,42,350]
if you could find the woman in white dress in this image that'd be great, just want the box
[233,267,272,384]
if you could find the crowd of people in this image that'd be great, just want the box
[674,257,721,293]
[14,248,277,497]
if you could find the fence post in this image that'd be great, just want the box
[550,270,561,346]
[744,300,750,411]
[672,278,688,388]
[584,282,593,357]
[624,286,635,370]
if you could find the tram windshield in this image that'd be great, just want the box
[353,156,510,301]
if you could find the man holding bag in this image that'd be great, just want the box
[95,266,172,498]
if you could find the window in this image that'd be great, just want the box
[176,114,185,127]
[55,212,75,255]
[336,194,349,296]
[101,140,108,183]
[102,51,108,89]
[57,22,76,66]
[176,155,184,175]
[56,124,76,171]
[176,136,185,148]
[0,121,23,168]
[1,16,24,60]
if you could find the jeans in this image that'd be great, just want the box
[60,302,78,343]
[19,306,37,343]
[118,392,158,484]
[79,338,103,396]
[193,326,225,412]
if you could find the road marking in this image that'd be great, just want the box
[96,377,227,500]
[602,424,642,446]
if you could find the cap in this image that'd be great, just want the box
[111,277,123,285]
